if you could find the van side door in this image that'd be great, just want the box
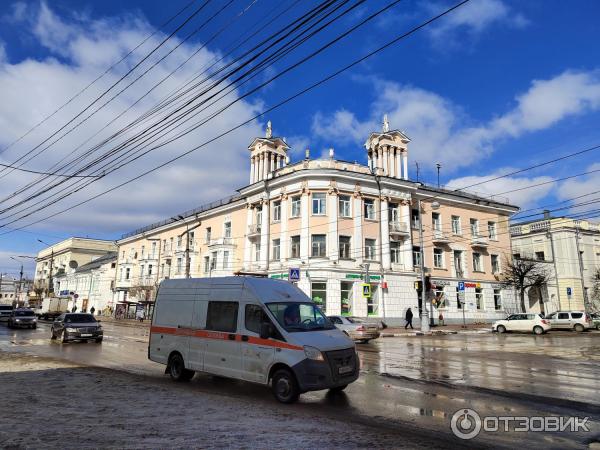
[203,301,242,379]
[241,304,275,384]
[188,300,208,371]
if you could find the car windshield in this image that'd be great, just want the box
[15,310,34,316]
[267,302,335,332]
[65,314,96,323]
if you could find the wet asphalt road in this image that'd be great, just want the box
[1,321,599,449]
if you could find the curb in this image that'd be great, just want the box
[380,329,491,337]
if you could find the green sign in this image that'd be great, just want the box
[345,274,362,279]
[270,273,289,279]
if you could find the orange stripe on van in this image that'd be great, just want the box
[150,325,302,351]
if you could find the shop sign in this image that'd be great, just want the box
[270,273,289,280]
[432,279,452,286]
[464,282,481,289]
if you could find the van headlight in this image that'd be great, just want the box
[303,346,324,361]
[66,328,78,332]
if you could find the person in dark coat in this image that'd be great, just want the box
[405,307,414,329]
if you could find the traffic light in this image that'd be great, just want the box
[414,280,422,292]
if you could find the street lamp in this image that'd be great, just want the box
[436,163,441,188]
[171,215,201,278]
[37,239,55,296]
[418,199,440,332]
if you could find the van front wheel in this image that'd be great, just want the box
[168,353,194,382]
[272,369,300,404]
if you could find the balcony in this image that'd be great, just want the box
[389,221,409,237]
[247,224,261,239]
[471,235,489,248]
[208,237,235,248]
[432,230,452,244]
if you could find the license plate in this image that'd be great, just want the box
[338,365,353,374]
[80,334,92,337]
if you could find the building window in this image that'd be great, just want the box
[470,218,479,236]
[255,243,261,262]
[141,245,145,258]
[311,282,327,311]
[434,285,446,309]
[411,209,420,228]
[177,236,182,249]
[491,254,500,274]
[339,236,351,259]
[162,240,166,252]
[473,252,482,272]
[176,258,183,274]
[312,193,326,215]
[169,237,174,251]
[151,242,157,257]
[206,227,212,243]
[388,203,399,223]
[291,195,301,217]
[341,281,352,315]
[210,252,217,270]
[390,241,401,264]
[364,239,376,260]
[125,268,130,280]
[488,221,497,240]
[413,246,421,267]
[339,195,351,218]
[290,235,300,259]
[223,251,229,269]
[311,234,327,257]
[148,265,153,276]
[475,288,483,310]
[273,201,281,222]
[433,248,444,268]
[494,289,502,310]
[451,216,461,235]
[432,212,441,231]
[364,199,375,220]
[535,251,545,261]
[272,239,281,261]
[454,251,464,277]
[204,256,210,273]
[224,222,231,239]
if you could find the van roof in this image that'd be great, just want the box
[159,277,311,304]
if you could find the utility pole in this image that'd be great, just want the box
[415,162,420,182]
[37,239,55,296]
[172,215,201,279]
[369,166,386,321]
[418,199,429,332]
[547,231,561,310]
[575,226,588,312]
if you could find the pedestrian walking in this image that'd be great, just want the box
[136,308,144,323]
[90,306,95,316]
[405,307,414,329]
[71,305,77,313]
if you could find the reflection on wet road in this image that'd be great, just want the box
[1,321,599,448]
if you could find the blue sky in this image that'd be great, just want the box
[0,0,599,277]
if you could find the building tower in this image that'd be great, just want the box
[365,115,410,180]
[248,121,289,184]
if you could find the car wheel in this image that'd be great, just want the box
[329,384,348,393]
[272,368,300,404]
[533,325,544,335]
[95,338,103,343]
[168,353,194,382]
[574,324,585,332]
[62,331,69,343]
[497,325,506,334]
[596,324,600,330]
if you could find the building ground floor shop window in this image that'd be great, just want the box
[341,281,352,316]
[311,281,327,310]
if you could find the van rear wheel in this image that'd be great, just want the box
[533,325,544,335]
[574,324,585,332]
[168,353,194,382]
[272,369,300,404]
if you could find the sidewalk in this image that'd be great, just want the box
[380,323,492,337]
[98,316,151,328]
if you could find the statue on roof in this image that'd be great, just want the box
[382,114,390,133]
[266,120,272,139]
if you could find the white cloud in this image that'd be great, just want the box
[446,169,555,208]
[0,41,6,65]
[311,70,600,170]
[0,2,263,237]
[555,163,600,218]
[427,0,528,46]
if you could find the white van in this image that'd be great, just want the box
[149,277,359,403]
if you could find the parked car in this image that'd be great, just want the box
[591,313,600,330]
[545,311,593,332]
[50,313,103,343]
[8,308,37,329]
[328,316,381,343]
[0,304,13,321]
[492,313,551,335]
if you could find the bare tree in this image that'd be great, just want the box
[501,256,551,313]
[128,279,160,303]
[591,267,600,313]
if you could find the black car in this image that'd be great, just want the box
[51,313,103,343]
[8,308,37,329]
[0,304,13,321]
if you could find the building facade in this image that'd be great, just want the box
[116,122,519,325]
[510,216,600,314]
[34,237,118,295]
[54,252,117,315]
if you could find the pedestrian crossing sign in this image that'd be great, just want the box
[362,283,371,298]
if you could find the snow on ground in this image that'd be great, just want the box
[0,351,427,449]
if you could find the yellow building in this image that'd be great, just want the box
[116,120,519,324]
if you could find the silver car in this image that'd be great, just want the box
[328,316,380,343]
[545,311,593,332]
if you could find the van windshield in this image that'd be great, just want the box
[267,302,335,332]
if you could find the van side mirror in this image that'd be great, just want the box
[260,322,272,340]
